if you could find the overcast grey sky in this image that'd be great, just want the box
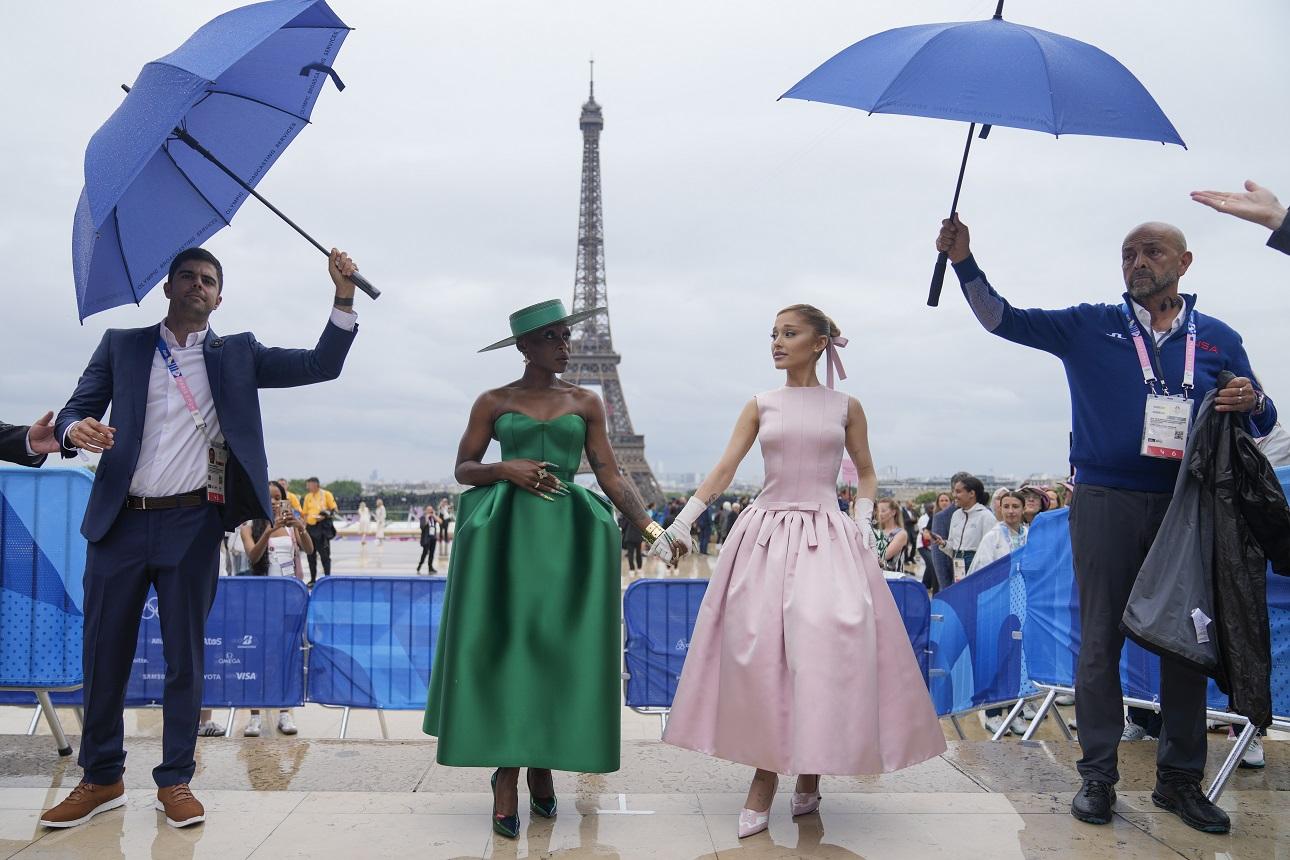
[4,1,1287,484]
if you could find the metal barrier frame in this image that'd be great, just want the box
[0,686,81,756]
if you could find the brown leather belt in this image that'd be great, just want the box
[125,490,207,511]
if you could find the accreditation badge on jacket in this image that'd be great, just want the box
[206,444,228,504]
[1141,394,1192,460]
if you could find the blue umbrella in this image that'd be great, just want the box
[782,1,1184,306]
[72,0,377,321]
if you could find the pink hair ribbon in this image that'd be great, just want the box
[825,336,848,389]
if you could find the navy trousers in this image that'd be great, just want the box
[79,504,224,787]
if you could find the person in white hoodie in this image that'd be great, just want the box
[970,490,1028,575]
[931,474,996,583]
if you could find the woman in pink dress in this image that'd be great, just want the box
[653,304,946,838]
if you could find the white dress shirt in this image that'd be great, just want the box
[1130,300,1184,346]
[68,309,356,498]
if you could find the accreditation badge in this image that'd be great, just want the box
[1141,394,1192,460]
[206,444,229,504]
[953,555,967,582]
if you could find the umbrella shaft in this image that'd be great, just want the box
[947,122,976,217]
[173,128,330,257]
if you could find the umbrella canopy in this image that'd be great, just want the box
[73,0,354,320]
[781,9,1183,306]
[782,18,1183,145]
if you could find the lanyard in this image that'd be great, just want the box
[1121,304,1196,397]
[156,337,219,447]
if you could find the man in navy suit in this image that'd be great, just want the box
[40,246,361,830]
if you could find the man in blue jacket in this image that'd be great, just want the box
[936,215,1275,835]
[40,246,361,831]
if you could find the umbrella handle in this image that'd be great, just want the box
[928,251,949,307]
[349,271,381,300]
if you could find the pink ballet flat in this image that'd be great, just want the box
[738,807,770,838]
[791,791,821,817]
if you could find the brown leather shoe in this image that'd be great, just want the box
[155,783,205,828]
[39,778,127,828]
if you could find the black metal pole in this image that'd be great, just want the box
[928,122,976,307]
[122,85,379,299]
[993,0,1006,19]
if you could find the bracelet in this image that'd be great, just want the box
[333,295,354,307]
[643,522,664,542]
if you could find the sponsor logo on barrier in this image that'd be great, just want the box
[237,634,256,649]
[141,597,159,620]
[149,637,163,645]
[132,657,147,664]
[674,638,690,652]
[204,673,221,681]
[234,672,257,681]
[217,652,241,665]
[205,637,222,646]
[142,673,165,680]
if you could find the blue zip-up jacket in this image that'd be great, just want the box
[953,255,1277,493]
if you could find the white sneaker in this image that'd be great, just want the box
[1121,721,1150,741]
[243,715,262,738]
[1229,726,1266,769]
[196,720,225,737]
[1021,701,1038,720]
[277,712,298,735]
[1055,693,1075,706]
[983,715,1010,736]
[1008,717,1029,736]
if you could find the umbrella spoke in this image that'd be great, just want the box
[202,90,313,126]
[161,143,233,229]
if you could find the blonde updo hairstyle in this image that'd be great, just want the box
[777,303,841,364]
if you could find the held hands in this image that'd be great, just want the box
[500,459,568,501]
[1191,181,1287,231]
[935,214,971,264]
[68,417,115,453]
[329,249,359,300]
[1215,376,1261,413]
[26,412,61,456]
[647,532,677,566]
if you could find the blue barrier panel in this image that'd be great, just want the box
[306,576,444,709]
[887,578,932,685]
[928,554,1023,715]
[0,466,92,689]
[622,577,933,710]
[623,579,708,709]
[125,577,308,708]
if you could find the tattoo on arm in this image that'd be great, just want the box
[704,492,719,505]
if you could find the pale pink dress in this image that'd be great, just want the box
[662,386,946,775]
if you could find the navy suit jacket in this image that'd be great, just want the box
[56,319,357,542]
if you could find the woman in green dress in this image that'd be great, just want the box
[423,299,673,838]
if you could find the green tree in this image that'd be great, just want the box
[325,479,362,499]
[913,490,940,506]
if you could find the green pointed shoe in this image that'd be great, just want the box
[527,768,558,819]
[490,770,520,838]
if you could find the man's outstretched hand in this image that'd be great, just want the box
[936,214,972,264]
[26,412,61,455]
[1191,181,1287,231]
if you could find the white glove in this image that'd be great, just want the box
[664,496,707,554]
[854,498,875,551]
[647,532,675,565]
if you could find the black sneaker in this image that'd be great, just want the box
[1071,779,1116,824]
[1151,779,1230,834]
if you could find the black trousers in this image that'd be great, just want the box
[80,504,224,787]
[624,544,643,570]
[1069,484,1207,785]
[418,539,436,570]
[305,523,332,580]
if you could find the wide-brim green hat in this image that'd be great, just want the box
[478,299,606,352]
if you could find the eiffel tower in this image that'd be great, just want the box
[564,64,664,506]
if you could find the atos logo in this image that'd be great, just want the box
[205,637,222,646]
[217,652,241,665]
[234,672,258,681]
[237,635,256,649]
[142,673,165,680]
[674,638,690,652]
[141,597,159,620]
[204,673,221,681]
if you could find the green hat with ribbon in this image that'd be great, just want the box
[478,299,605,352]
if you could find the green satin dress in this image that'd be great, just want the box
[423,412,622,772]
